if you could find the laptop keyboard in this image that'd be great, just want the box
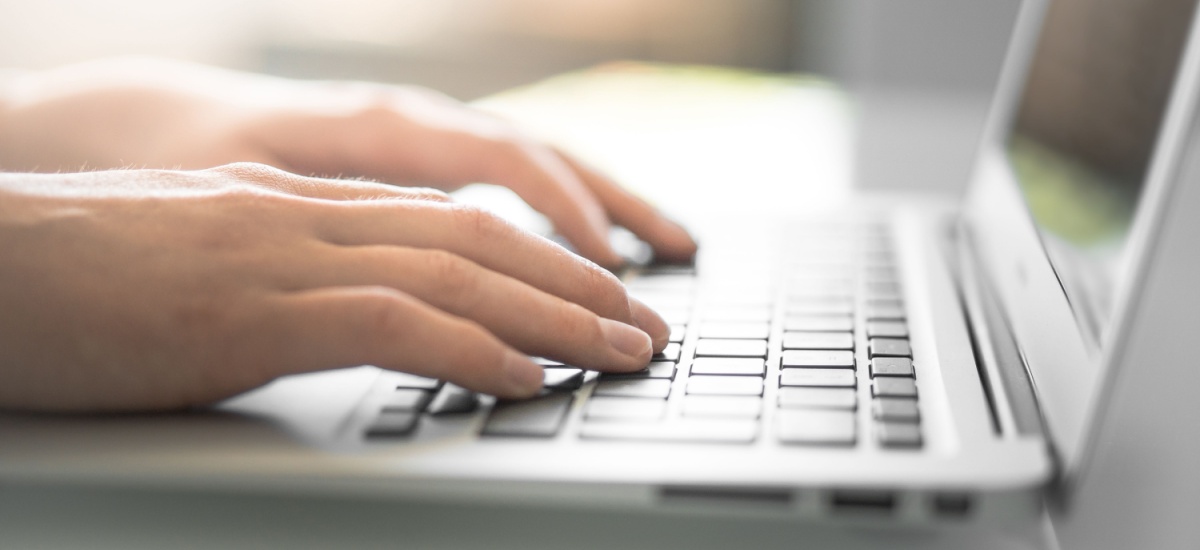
[363,222,924,450]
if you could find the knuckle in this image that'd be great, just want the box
[478,136,536,179]
[210,162,316,197]
[555,302,606,346]
[212,161,288,183]
[420,249,478,299]
[357,290,412,341]
[411,187,452,202]
[580,263,631,318]
[447,203,507,241]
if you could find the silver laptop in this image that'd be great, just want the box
[3,0,1198,527]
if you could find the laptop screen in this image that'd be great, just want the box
[1007,0,1197,345]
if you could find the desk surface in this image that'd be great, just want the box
[0,64,1055,550]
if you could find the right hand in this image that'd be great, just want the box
[0,163,668,412]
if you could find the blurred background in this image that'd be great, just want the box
[0,0,1022,192]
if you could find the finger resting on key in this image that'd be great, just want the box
[281,245,653,371]
[310,200,638,325]
[554,152,697,262]
[259,286,545,398]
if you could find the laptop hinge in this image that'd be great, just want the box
[941,221,1047,439]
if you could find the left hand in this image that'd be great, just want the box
[0,57,697,267]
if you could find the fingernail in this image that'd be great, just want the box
[666,218,696,242]
[502,350,544,396]
[629,299,669,352]
[662,219,699,258]
[600,318,652,361]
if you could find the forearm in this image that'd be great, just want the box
[0,60,261,173]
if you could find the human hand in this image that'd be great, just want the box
[0,57,697,266]
[0,163,668,412]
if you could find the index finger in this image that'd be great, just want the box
[555,151,698,262]
[311,200,641,326]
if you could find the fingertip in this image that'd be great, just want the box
[599,317,653,367]
[651,218,699,262]
[501,350,544,398]
[629,298,670,353]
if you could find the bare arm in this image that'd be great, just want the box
[0,57,696,267]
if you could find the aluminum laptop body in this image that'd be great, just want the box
[2,0,1197,528]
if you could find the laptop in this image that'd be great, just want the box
[2,0,1198,528]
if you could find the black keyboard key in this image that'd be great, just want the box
[778,387,857,409]
[690,357,766,376]
[781,350,855,368]
[776,409,856,445]
[680,396,763,418]
[784,315,854,332]
[782,331,853,350]
[687,375,764,396]
[872,397,920,421]
[390,372,442,391]
[381,388,433,412]
[870,357,915,377]
[543,367,585,390]
[866,321,908,338]
[481,392,574,438]
[594,379,672,399]
[695,339,768,358]
[698,322,770,339]
[601,361,677,380]
[873,378,918,398]
[869,338,912,358]
[426,384,480,415]
[584,396,667,421]
[876,421,923,448]
[365,411,419,438]
[779,369,856,387]
[865,282,901,298]
[865,304,906,321]
[866,298,905,309]
[702,306,771,323]
[653,343,682,362]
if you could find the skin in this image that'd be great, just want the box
[0,58,697,412]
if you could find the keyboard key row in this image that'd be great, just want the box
[782,331,853,350]
[690,357,766,376]
[698,321,769,339]
[781,350,855,368]
[695,338,768,358]
[365,380,483,438]
[779,368,856,387]
[778,387,857,409]
[687,375,764,396]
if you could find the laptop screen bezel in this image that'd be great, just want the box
[961,0,1200,478]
